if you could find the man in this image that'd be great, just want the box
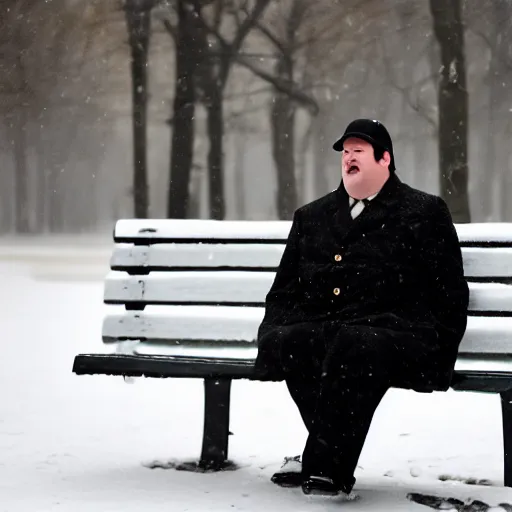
[254,119,469,497]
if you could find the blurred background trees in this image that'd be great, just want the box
[1,0,511,233]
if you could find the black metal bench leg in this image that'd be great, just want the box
[198,378,234,471]
[502,390,512,487]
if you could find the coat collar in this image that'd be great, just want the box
[330,173,404,242]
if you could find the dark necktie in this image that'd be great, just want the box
[349,198,370,219]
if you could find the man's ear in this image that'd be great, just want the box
[380,151,391,167]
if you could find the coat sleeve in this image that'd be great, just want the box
[418,197,469,351]
[257,209,303,340]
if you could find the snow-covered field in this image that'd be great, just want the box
[1,242,511,510]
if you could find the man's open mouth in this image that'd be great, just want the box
[348,165,360,174]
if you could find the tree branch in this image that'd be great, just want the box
[234,54,318,114]
[224,84,273,99]
[254,21,289,56]
[198,0,271,54]
[191,0,271,86]
[231,0,271,53]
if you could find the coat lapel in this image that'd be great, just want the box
[328,185,353,243]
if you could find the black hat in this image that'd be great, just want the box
[332,119,396,171]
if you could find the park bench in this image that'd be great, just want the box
[73,219,512,486]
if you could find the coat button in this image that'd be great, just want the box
[333,287,340,296]
[334,254,342,262]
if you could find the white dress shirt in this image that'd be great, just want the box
[348,193,378,219]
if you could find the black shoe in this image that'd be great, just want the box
[271,456,302,488]
[302,475,358,498]
[302,475,340,496]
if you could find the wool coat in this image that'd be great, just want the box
[254,173,469,392]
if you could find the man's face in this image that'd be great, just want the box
[341,137,386,185]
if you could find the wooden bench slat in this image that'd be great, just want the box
[462,247,512,279]
[102,305,262,343]
[468,282,512,313]
[115,341,258,359]
[104,271,275,305]
[463,316,512,353]
[110,243,284,270]
[103,272,512,313]
[102,307,512,355]
[456,223,512,245]
[110,244,512,279]
[114,219,291,243]
[454,356,512,374]
[114,219,512,246]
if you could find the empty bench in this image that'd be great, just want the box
[73,219,512,485]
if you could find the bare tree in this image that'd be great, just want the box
[124,0,154,218]
[0,0,37,233]
[243,0,397,217]
[0,0,117,233]
[192,0,272,220]
[163,0,202,218]
[240,0,327,218]
[467,1,512,221]
[429,0,470,222]
[161,0,271,219]
[266,0,309,219]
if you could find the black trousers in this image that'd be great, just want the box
[279,321,421,491]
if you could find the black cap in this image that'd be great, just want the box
[332,119,396,171]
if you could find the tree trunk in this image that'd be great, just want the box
[492,0,512,221]
[502,149,512,221]
[233,132,247,219]
[195,27,225,220]
[35,128,47,233]
[296,117,312,204]
[194,0,271,220]
[429,0,470,223]
[499,128,512,220]
[413,120,432,193]
[312,110,330,199]
[313,114,330,197]
[125,0,151,219]
[0,121,14,233]
[483,46,499,221]
[195,22,226,221]
[479,0,510,221]
[271,52,297,220]
[195,25,227,220]
[47,164,63,233]
[272,98,297,220]
[10,109,31,233]
[167,0,197,219]
[207,87,225,220]
[271,95,297,219]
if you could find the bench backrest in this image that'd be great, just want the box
[102,220,512,359]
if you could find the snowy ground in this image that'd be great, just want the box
[1,242,511,511]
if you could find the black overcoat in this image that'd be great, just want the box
[254,173,469,392]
